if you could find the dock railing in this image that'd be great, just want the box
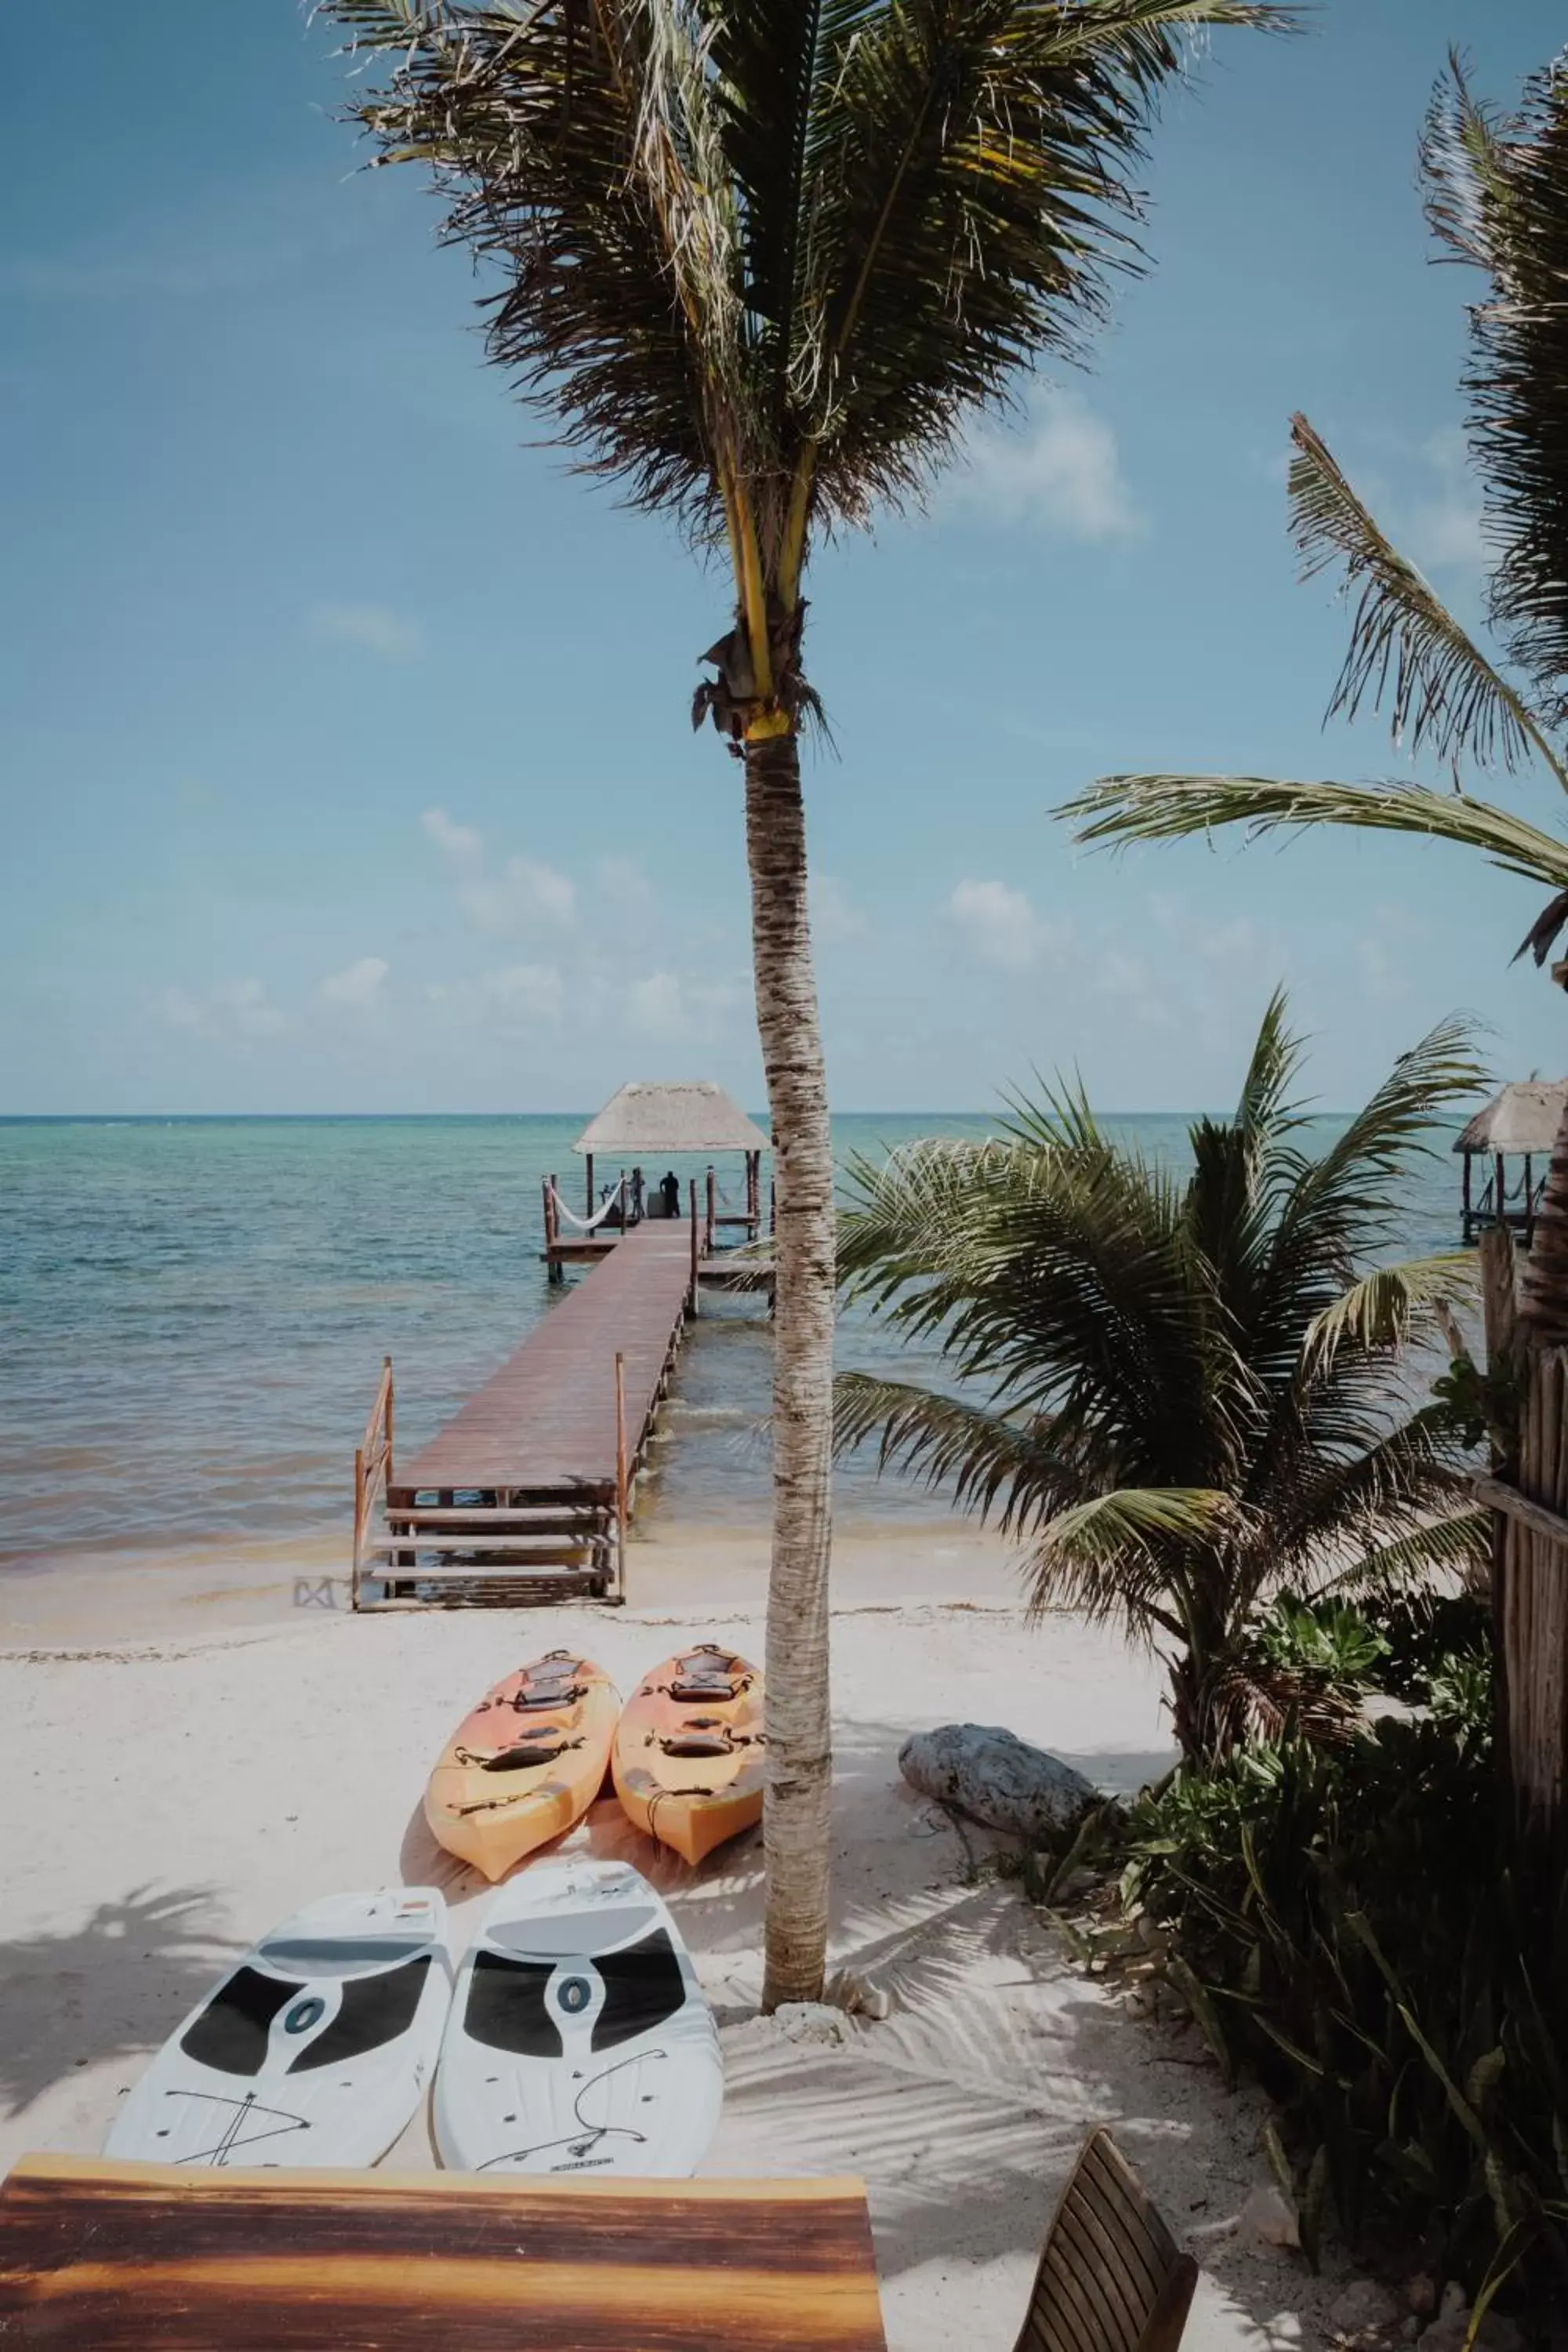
[614,1350,629,1602]
[352,1355,394,1608]
[688,1178,700,1313]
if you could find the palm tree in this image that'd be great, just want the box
[1062,52,1568,973]
[321,0,1290,2005]
[837,995,1487,1765]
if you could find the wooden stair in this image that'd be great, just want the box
[356,1490,618,1610]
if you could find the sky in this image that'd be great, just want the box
[5,2,1568,1116]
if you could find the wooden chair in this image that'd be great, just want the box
[1013,2127,1200,2352]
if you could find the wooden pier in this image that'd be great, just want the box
[354,1224,687,1608]
[352,1077,774,1610]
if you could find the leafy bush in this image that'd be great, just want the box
[1116,1701,1568,2304]
[1373,1585,1492,1704]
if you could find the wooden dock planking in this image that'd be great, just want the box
[391,1222,695,1504]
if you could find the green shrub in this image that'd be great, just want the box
[1116,1702,1568,2303]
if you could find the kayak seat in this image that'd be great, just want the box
[513,1682,584,1711]
[479,1738,575,1773]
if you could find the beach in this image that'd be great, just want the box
[2,1522,1348,2348]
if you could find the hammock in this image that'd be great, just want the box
[549,1179,626,1232]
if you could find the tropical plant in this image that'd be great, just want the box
[836,993,1489,1765]
[1062,49,1568,978]
[1114,1701,1568,2307]
[320,0,1291,2002]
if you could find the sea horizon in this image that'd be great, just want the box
[2,1109,1463,1574]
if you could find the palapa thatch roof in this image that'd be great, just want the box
[573,1080,770,1156]
[1454,1080,1568,1156]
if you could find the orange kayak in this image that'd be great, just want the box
[612,1645,765,1866]
[425,1652,620,1882]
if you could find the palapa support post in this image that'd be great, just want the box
[770,1178,777,1236]
[1463,1150,1473,1243]
[586,1152,594,1220]
[544,1174,562,1283]
[614,1349,629,1603]
[706,1165,717,1255]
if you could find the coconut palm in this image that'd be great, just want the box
[321,0,1290,2004]
[1062,53,1568,972]
[837,995,1488,1765]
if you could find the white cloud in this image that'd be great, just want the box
[422,806,482,860]
[1406,428,1487,575]
[215,979,286,1036]
[154,978,285,1041]
[154,987,218,1040]
[596,855,654,908]
[628,971,745,1042]
[812,873,867,942]
[428,964,566,1028]
[948,879,1057,973]
[423,811,576,932]
[954,393,1143,542]
[321,956,390,1011]
[1200,916,1261,964]
[309,601,424,659]
[461,855,577,934]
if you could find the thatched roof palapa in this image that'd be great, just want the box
[573,1080,770,1157]
[1454,1080,1568,1157]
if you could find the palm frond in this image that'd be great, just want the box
[1287,413,1558,780]
[1305,1254,1479,1375]
[326,0,1291,563]
[1323,1508,1491,1597]
[1424,51,1568,724]
[1027,1484,1240,1635]
[1245,1018,1485,1436]
[837,993,1487,1761]
[832,1369,1091,1532]
[326,0,738,534]
[1269,1408,1475,1569]
[1062,771,1568,907]
[837,1122,1225,1474]
[800,0,1296,525]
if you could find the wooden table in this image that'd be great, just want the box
[0,2155,889,2350]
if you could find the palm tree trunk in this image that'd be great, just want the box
[743,725,834,2011]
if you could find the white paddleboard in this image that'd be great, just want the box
[106,1890,452,2169]
[435,1858,722,2177]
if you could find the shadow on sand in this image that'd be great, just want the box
[0,1885,233,2118]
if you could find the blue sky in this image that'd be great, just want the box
[5,1,1568,1115]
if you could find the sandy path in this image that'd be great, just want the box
[0,1530,1340,2346]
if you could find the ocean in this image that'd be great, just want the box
[0,1113,1461,1570]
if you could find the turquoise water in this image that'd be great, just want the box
[0,1114,1461,1568]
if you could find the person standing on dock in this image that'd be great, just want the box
[660,1170,681,1221]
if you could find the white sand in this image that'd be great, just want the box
[0,1526,1345,2347]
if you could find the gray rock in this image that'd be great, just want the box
[1236,2183,1300,2252]
[898,1724,1098,1842]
